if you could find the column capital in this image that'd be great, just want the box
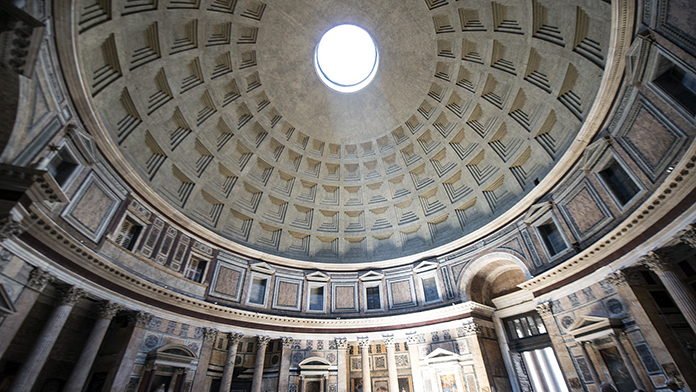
[462,322,481,336]
[204,328,218,342]
[27,267,55,292]
[98,301,123,319]
[59,286,86,306]
[358,338,370,349]
[257,335,271,347]
[334,337,348,350]
[383,336,395,347]
[406,333,424,345]
[134,311,154,327]
[281,337,294,349]
[535,301,554,317]
[678,225,696,248]
[0,216,23,242]
[641,251,671,273]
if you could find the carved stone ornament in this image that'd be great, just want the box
[334,337,348,350]
[406,333,425,345]
[641,251,670,273]
[59,286,86,305]
[605,272,629,289]
[357,338,370,349]
[227,332,244,348]
[383,336,395,347]
[99,301,124,319]
[535,301,554,317]
[282,337,294,349]
[204,328,218,342]
[0,216,22,242]
[462,322,482,336]
[135,311,154,327]
[27,267,55,291]
[257,335,271,347]
[678,225,696,249]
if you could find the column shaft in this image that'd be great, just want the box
[0,268,53,360]
[359,340,372,392]
[536,303,583,392]
[251,336,270,392]
[10,286,85,392]
[64,302,122,392]
[406,336,424,392]
[336,339,348,392]
[643,252,696,334]
[385,340,399,392]
[220,333,243,392]
[108,312,153,392]
[192,328,217,392]
[278,338,293,392]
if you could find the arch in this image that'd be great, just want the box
[149,344,197,359]
[458,251,531,306]
[299,356,331,368]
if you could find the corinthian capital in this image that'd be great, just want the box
[678,225,696,248]
[27,267,55,291]
[281,337,294,349]
[204,328,218,342]
[462,322,481,336]
[0,216,22,242]
[227,332,244,348]
[135,311,154,327]
[641,251,671,273]
[535,302,554,318]
[257,335,271,347]
[334,337,348,350]
[357,338,370,349]
[59,286,86,305]
[383,336,395,347]
[98,301,123,319]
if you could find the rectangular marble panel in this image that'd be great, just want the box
[62,171,121,242]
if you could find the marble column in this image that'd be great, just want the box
[536,302,583,392]
[384,337,399,392]
[192,328,218,392]
[610,333,647,391]
[108,311,154,392]
[251,336,270,392]
[137,364,156,392]
[299,375,306,392]
[220,332,243,392]
[406,334,424,392]
[462,322,492,392]
[278,337,294,392]
[579,341,603,386]
[358,338,372,392]
[10,286,86,392]
[0,267,54,360]
[641,251,696,334]
[335,338,348,392]
[64,301,123,392]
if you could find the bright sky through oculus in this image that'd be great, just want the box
[315,24,378,93]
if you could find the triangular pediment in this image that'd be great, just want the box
[359,271,384,281]
[67,124,97,163]
[567,315,624,338]
[0,284,16,317]
[523,201,553,225]
[581,137,612,172]
[425,348,458,361]
[249,261,275,274]
[306,271,330,282]
[413,260,438,273]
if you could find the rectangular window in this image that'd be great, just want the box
[115,217,143,251]
[309,286,324,311]
[366,286,381,310]
[47,148,79,187]
[653,59,696,115]
[422,276,439,303]
[183,257,207,283]
[248,277,268,305]
[599,160,640,206]
[537,221,566,257]
[505,313,547,341]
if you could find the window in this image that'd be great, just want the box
[366,285,381,310]
[114,217,143,251]
[505,313,547,341]
[598,160,640,206]
[309,286,324,311]
[183,256,207,283]
[47,148,79,187]
[248,277,268,305]
[422,276,440,303]
[537,221,567,257]
[653,56,696,115]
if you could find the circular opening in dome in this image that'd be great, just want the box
[315,24,379,93]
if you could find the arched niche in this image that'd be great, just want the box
[298,357,334,392]
[139,344,197,392]
[458,252,531,307]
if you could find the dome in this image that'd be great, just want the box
[1,0,696,391]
